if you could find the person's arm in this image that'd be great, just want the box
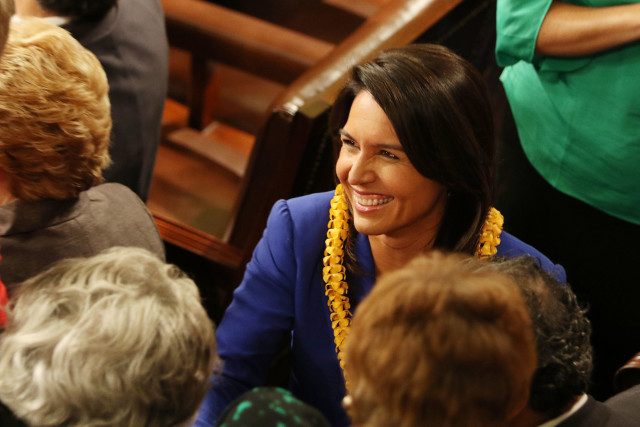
[193,200,298,427]
[536,1,640,55]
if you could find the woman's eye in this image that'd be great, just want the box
[380,150,399,159]
[340,138,356,147]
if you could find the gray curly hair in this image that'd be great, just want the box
[0,246,218,427]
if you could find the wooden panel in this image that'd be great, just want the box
[148,144,241,238]
[275,0,463,111]
[153,212,243,269]
[161,0,335,85]
[165,124,252,178]
[323,0,391,17]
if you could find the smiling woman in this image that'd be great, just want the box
[194,44,566,427]
[331,44,497,258]
[336,90,447,263]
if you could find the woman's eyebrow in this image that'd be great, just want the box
[376,143,404,151]
[338,129,352,139]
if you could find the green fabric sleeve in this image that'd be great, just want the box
[496,0,553,66]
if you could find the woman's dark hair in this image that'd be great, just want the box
[37,0,117,20]
[483,256,593,417]
[329,44,496,255]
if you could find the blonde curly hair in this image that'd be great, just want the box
[0,17,111,200]
[0,246,218,427]
[344,251,536,427]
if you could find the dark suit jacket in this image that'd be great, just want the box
[0,400,25,427]
[559,395,636,426]
[0,183,165,291]
[64,0,168,201]
[604,385,640,423]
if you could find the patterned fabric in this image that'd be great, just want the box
[216,387,330,427]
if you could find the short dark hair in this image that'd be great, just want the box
[37,0,117,20]
[485,257,593,417]
[329,44,496,254]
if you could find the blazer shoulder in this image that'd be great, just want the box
[272,191,333,232]
[263,191,333,260]
[498,231,567,282]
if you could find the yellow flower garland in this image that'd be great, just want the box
[475,206,504,257]
[323,184,504,381]
[323,184,351,371]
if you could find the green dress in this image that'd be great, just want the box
[496,0,640,225]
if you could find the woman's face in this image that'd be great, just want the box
[335,91,447,240]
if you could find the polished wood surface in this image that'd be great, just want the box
[162,0,334,85]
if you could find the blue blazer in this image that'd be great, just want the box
[195,191,566,427]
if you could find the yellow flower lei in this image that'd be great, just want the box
[323,184,351,372]
[323,184,504,381]
[475,206,505,257]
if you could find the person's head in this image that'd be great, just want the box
[343,251,536,427]
[330,44,495,254]
[482,257,593,420]
[0,17,111,201]
[0,247,218,427]
[0,0,13,55]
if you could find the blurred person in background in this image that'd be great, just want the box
[13,0,168,200]
[0,18,164,289]
[480,257,636,426]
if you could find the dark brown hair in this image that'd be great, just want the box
[480,257,593,417]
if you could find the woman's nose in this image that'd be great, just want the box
[348,153,375,185]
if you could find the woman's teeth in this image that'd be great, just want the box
[354,196,393,206]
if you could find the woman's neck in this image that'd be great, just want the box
[369,228,437,275]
